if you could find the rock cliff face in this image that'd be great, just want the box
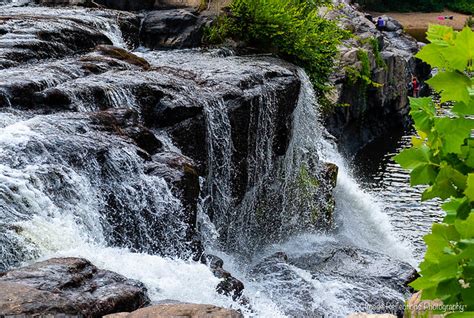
[324,0,428,155]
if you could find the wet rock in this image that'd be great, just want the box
[0,257,149,317]
[145,152,202,257]
[92,108,163,155]
[94,0,156,10]
[249,252,322,317]
[104,303,243,318]
[96,45,151,70]
[0,7,115,68]
[199,253,244,300]
[216,276,244,300]
[200,253,224,269]
[250,245,415,317]
[140,9,214,49]
[322,162,338,188]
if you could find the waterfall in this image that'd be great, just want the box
[0,3,416,315]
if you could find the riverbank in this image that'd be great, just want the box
[369,10,470,30]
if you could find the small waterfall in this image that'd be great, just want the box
[0,112,191,270]
[203,69,336,255]
[203,98,233,241]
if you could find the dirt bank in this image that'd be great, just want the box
[369,10,470,30]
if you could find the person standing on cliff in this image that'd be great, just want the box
[376,17,385,31]
[412,76,420,97]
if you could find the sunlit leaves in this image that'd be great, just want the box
[427,72,471,105]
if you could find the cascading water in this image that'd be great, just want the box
[0,2,423,317]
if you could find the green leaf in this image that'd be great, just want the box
[427,72,471,105]
[452,100,474,116]
[417,43,448,69]
[426,24,455,45]
[465,174,474,202]
[455,213,474,238]
[410,97,436,133]
[444,27,474,72]
[446,313,474,318]
[422,164,462,201]
[394,145,433,170]
[411,164,438,186]
[435,118,474,154]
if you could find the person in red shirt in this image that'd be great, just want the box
[412,76,420,97]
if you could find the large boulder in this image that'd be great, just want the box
[0,258,149,317]
[104,303,243,318]
[140,9,214,49]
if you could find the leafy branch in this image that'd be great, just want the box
[394,25,474,316]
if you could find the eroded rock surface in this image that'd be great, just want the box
[0,258,149,317]
[104,303,243,318]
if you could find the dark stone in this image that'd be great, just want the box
[216,276,245,300]
[324,1,426,155]
[140,9,214,49]
[96,45,151,69]
[0,258,149,317]
[145,152,202,257]
[200,253,224,270]
[0,10,113,69]
[95,0,156,11]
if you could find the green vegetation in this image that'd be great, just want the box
[368,37,386,69]
[466,16,474,28]
[205,0,349,94]
[394,25,474,314]
[448,1,474,15]
[357,0,474,14]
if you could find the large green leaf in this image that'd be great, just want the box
[465,174,474,203]
[435,117,474,154]
[394,145,433,169]
[427,72,471,105]
[410,97,436,133]
[444,27,474,72]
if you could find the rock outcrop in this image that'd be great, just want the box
[104,303,243,318]
[38,0,202,10]
[324,0,429,154]
[0,258,149,317]
[140,9,213,49]
[250,244,416,317]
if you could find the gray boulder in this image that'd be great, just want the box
[140,9,214,49]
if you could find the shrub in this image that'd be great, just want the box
[205,0,349,94]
